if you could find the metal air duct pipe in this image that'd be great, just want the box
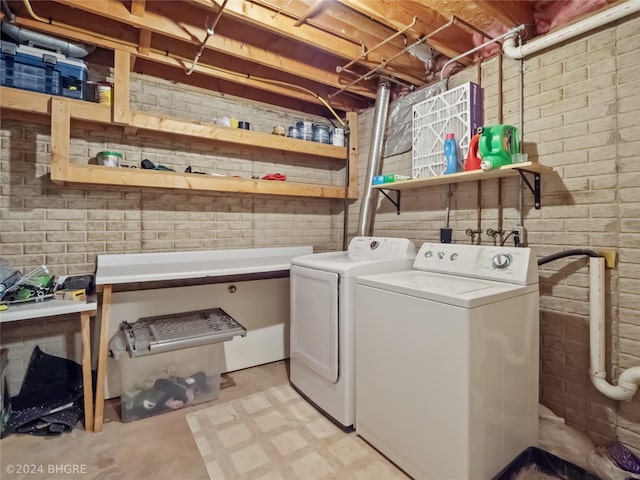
[1,21,95,58]
[357,79,392,236]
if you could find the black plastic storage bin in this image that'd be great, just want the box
[493,446,601,480]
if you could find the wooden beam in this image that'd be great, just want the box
[137,29,152,57]
[471,0,534,28]
[130,0,146,17]
[136,50,370,112]
[149,35,377,100]
[80,311,95,433]
[133,58,369,115]
[94,283,112,432]
[53,0,384,96]
[294,0,325,26]
[50,98,71,182]
[13,16,139,54]
[132,0,150,63]
[338,0,474,61]
[113,50,131,125]
[11,11,372,109]
[346,111,359,199]
[188,0,422,74]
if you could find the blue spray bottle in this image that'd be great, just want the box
[443,133,458,174]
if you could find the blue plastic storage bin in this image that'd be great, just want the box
[0,41,88,100]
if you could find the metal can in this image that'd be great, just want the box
[97,82,112,106]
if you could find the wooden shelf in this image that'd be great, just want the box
[54,163,348,198]
[0,86,112,123]
[373,162,553,213]
[1,83,358,200]
[129,111,347,160]
[0,87,347,160]
[372,162,553,191]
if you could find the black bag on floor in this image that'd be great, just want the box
[1,346,85,437]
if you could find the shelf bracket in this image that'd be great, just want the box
[517,168,542,209]
[379,188,401,215]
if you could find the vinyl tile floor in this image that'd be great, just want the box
[1,361,291,479]
[0,360,406,480]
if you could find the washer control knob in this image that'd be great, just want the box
[492,254,512,269]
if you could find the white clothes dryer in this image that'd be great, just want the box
[290,236,416,429]
[355,242,539,480]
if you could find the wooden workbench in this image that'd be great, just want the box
[93,246,312,432]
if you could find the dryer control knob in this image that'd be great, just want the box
[492,254,512,269]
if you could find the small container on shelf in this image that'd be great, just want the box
[96,151,122,167]
[296,121,313,141]
[97,82,112,106]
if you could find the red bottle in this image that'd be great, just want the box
[465,133,482,171]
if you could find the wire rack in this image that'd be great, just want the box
[120,307,246,356]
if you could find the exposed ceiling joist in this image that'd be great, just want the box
[1,0,619,116]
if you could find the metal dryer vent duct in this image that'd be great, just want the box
[357,79,392,236]
[1,21,95,58]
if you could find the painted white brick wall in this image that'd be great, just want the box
[0,72,347,394]
[360,15,640,452]
[1,15,638,453]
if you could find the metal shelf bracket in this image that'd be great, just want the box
[517,168,542,209]
[380,188,401,215]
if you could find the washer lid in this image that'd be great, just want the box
[356,270,537,308]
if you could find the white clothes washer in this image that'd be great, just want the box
[290,236,416,429]
[355,242,539,480]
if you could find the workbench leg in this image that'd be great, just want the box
[80,311,94,433]
[94,284,112,432]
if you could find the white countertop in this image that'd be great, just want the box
[0,299,98,323]
[95,246,313,285]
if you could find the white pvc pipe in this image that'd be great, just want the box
[589,257,607,379]
[503,1,640,59]
[589,257,640,401]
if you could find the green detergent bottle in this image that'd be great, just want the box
[479,125,519,171]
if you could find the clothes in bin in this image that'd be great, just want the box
[109,307,247,422]
[117,344,222,422]
[0,41,88,100]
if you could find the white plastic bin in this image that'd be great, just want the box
[118,343,221,422]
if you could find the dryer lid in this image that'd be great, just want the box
[290,237,416,276]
